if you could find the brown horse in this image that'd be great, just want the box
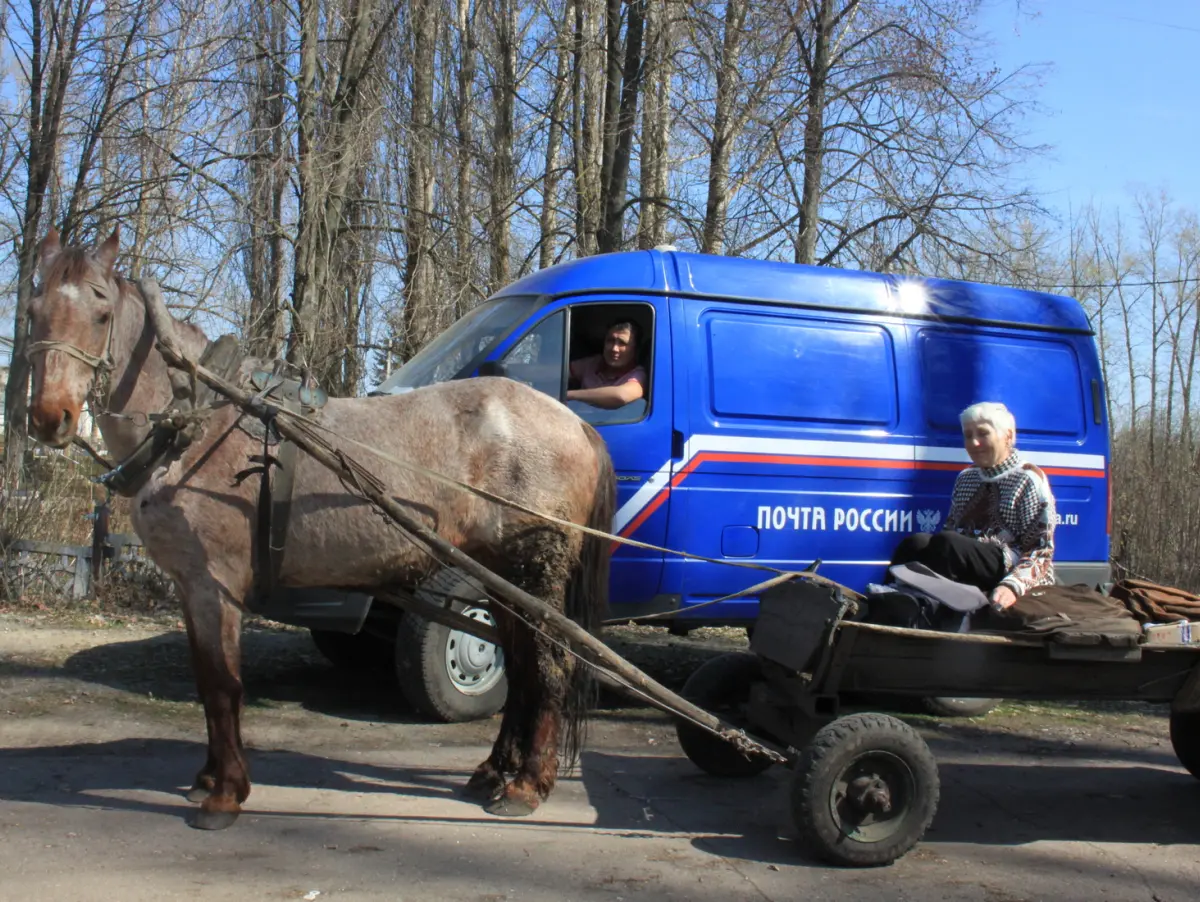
[25,227,615,829]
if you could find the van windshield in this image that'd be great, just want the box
[374,295,540,393]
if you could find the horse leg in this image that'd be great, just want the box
[485,539,578,818]
[464,608,527,800]
[486,624,574,817]
[180,577,249,830]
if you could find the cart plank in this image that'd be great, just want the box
[824,622,1199,702]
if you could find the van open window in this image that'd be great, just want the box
[565,303,653,426]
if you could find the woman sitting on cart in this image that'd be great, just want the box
[890,401,1057,611]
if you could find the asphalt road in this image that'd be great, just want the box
[1,619,1199,901]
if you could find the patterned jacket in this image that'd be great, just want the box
[943,451,1057,596]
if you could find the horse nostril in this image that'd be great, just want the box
[60,409,74,435]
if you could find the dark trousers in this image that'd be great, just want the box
[889,531,1006,592]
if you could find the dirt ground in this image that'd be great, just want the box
[1,611,1199,901]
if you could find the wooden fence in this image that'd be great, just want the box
[1,527,168,602]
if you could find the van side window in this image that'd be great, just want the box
[919,330,1085,438]
[704,312,898,428]
[499,310,566,398]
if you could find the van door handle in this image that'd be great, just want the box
[671,429,685,459]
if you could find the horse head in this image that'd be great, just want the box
[27,227,122,447]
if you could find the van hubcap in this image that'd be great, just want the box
[445,607,504,695]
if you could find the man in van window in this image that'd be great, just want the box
[566,320,647,409]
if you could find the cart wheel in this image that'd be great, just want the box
[1169,710,1200,779]
[791,712,939,867]
[920,697,999,718]
[676,652,774,778]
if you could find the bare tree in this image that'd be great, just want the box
[635,0,673,249]
[398,0,439,362]
[596,0,645,252]
[485,0,517,287]
[289,0,400,393]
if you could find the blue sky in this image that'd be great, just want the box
[980,0,1200,216]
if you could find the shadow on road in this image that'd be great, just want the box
[0,732,1196,867]
[2,627,731,724]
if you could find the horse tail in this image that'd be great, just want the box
[561,423,616,766]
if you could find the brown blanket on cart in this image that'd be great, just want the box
[977,584,1143,647]
[1109,578,1200,624]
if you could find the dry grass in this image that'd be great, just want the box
[1110,426,1200,593]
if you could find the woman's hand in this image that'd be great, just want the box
[990,585,1017,609]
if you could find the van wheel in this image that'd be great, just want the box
[920,697,1000,718]
[394,569,507,723]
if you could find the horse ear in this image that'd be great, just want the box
[96,226,120,273]
[39,228,61,276]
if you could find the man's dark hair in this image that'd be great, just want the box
[606,319,640,347]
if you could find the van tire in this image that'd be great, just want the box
[920,697,1000,718]
[394,569,507,723]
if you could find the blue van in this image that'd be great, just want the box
[288,249,1111,720]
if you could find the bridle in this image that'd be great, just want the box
[25,292,118,408]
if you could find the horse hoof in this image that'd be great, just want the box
[463,775,504,801]
[485,795,538,818]
[185,785,211,803]
[189,807,240,831]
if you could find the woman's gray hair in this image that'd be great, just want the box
[959,401,1016,436]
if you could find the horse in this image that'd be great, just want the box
[24,227,616,829]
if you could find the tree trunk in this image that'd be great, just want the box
[795,0,834,265]
[572,0,601,255]
[539,0,573,269]
[401,0,438,361]
[700,0,746,255]
[597,0,646,253]
[488,0,516,288]
[454,0,478,311]
[598,0,623,227]
[289,0,321,365]
[243,0,287,358]
[637,0,672,250]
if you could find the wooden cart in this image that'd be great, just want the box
[674,579,1200,868]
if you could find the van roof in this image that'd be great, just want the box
[494,249,1092,333]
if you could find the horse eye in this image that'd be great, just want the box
[96,311,111,326]
[93,287,105,299]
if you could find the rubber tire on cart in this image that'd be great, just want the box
[791,712,939,868]
[309,628,392,673]
[920,697,1000,718]
[676,652,775,778]
[1169,709,1200,779]
[395,569,508,723]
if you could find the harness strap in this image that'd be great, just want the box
[269,431,300,595]
[26,339,113,371]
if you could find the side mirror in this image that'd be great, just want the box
[477,360,508,378]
